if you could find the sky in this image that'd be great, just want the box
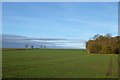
[2,2,118,48]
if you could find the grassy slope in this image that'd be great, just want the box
[2,49,118,78]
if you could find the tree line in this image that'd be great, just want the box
[25,44,46,49]
[86,34,120,54]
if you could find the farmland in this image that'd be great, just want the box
[2,49,118,78]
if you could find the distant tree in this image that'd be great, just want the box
[40,45,43,48]
[31,45,34,49]
[25,44,28,48]
[44,45,46,48]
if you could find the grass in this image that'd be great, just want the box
[2,49,118,78]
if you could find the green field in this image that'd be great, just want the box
[2,49,118,78]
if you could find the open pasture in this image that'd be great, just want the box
[2,49,118,78]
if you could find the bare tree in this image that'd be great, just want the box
[104,34,112,39]
[31,45,34,49]
[44,45,46,48]
[25,44,28,48]
[92,34,100,40]
[40,45,42,48]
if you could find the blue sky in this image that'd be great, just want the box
[2,2,118,48]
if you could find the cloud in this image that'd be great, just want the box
[2,34,85,49]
